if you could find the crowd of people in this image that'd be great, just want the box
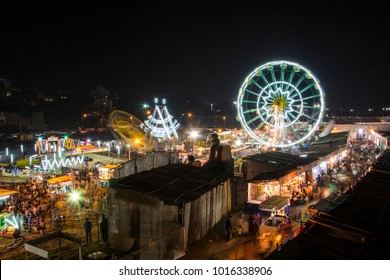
[225,212,262,243]
[223,138,383,248]
[0,166,108,242]
[0,177,51,236]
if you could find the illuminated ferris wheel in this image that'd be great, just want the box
[237,61,325,148]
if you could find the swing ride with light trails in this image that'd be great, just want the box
[107,110,156,153]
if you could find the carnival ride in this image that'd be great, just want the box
[35,136,85,156]
[318,119,335,138]
[237,61,326,148]
[0,212,19,235]
[141,98,180,141]
[108,110,156,152]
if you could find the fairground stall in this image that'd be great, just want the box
[0,212,19,236]
[0,188,18,202]
[244,152,319,209]
[46,175,73,194]
[98,164,118,187]
[259,196,291,224]
[0,189,20,236]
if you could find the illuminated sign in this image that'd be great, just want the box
[41,155,84,170]
[5,215,19,229]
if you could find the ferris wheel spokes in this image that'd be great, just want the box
[237,61,325,148]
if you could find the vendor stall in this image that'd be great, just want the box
[0,188,19,202]
[247,195,290,226]
[98,164,118,187]
[46,175,72,194]
[259,196,290,216]
[0,212,19,236]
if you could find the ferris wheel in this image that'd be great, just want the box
[237,61,325,148]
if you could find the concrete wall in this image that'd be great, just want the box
[233,176,248,211]
[108,177,233,259]
[186,179,232,244]
[242,161,277,182]
[333,123,390,133]
[113,151,179,178]
[139,203,164,260]
[108,188,170,259]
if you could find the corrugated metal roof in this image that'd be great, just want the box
[111,161,233,205]
[47,175,71,184]
[268,150,390,260]
[259,196,290,211]
[245,151,319,181]
[311,131,349,145]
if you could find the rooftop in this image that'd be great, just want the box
[268,150,390,259]
[244,151,319,181]
[244,132,349,182]
[111,161,233,205]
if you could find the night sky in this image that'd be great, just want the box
[1,0,389,114]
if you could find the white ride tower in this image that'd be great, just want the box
[141,98,180,140]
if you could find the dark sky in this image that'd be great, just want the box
[1,0,389,114]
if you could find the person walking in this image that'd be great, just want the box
[99,213,108,243]
[97,196,102,212]
[249,218,259,242]
[225,215,232,242]
[236,225,243,242]
[84,218,92,244]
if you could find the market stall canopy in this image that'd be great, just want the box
[47,175,72,185]
[259,196,290,211]
[268,150,390,260]
[99,165,119,170]
[0,188,19,200]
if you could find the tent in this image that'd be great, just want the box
[47,175,72,185]
[0,188,19,201]
[46,176,72,194]
[259,196,290,212]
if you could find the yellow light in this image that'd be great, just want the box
[188,113,192,117]
[275,234,282,243]
[135,139,140,144]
